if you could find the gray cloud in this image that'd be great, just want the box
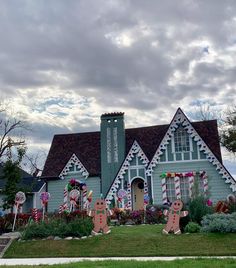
[0,0,235,173]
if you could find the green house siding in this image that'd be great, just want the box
[152,160,232,204]
[85,176,101,205]
[47,175,101,212]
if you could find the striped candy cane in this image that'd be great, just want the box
[127,183,132,209]
[188,176,194,198]
[200,171,208,196]
[162,178,167,204]
[32,208,39,223]
[82,186,87,209]
[63,185,68,208]
[174,176,181,200]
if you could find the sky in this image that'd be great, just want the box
[0,0,235,176]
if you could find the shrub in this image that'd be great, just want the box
[21,217,93,240]
[189,196,213,224]
[201,212,236,233]
[130,210,144,224]
[0,213,31,233]
[184,222,201,233]
[145,205,165,224]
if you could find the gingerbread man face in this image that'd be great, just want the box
[171,200,183,211]
[94,199,106,210]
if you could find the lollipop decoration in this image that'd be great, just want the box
[12,191,26,231]
[144,194,149,206]
[69,189,80,212]
[117,189,127,208]
[40,192,50,220]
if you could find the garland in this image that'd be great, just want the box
[60,178,87,213]
[160,171,208,203]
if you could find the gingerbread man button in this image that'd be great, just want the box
[88,198,112,235]
[162,200,188,235]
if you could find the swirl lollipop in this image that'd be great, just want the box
[13,191,26,231]
[69,189,80,212]
[40,192,51,220]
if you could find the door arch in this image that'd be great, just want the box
[131,178,144,210]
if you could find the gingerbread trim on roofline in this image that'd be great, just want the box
[105,140,149,205]
[59,153,89,180]
[146,108,236,192]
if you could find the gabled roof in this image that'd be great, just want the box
[0,165,45,193]
[42,114,222,179]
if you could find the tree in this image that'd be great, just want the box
[0,104,27,161]
[2,147,26,211]
[221,107,236,154]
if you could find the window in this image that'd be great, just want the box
[166,178,176,203]
[165,173,206,204]
[180,177,190,203]
[174,126,190,152]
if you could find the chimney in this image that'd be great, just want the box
[100,112,125,196]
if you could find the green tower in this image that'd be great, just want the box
[100,112,125,196]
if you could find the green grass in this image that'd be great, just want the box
[1,259,236,268]
[4,225,236,258]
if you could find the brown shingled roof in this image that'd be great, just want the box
[42,118,222,179]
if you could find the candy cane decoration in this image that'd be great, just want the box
[63,185,68,208]
[200,171,208,196]
[162,177,168,204]
[32,208,39,223]
[188,176,194,198]
[82,185,87,209]
[126,183,132,209]
[174,176,181,200]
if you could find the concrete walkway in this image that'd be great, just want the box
[0,256,236,266]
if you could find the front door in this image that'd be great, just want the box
[132,178,144,210]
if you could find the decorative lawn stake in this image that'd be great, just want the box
[117,189,127,208]
[162,200,188,235]
[88,198,113,235]
[143,194,149,223]
[40,192,50,221]
[12,191,26,231]
[32,208,39,223]
[85,190,93,210]
[69,189,80,212]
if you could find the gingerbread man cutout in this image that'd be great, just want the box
[88,198,112,235]
[162,200,188,235]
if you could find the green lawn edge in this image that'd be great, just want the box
[4,225,236,258]
[1,259,236,268]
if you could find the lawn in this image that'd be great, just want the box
[4,225,236,258]
[1,259,236,268]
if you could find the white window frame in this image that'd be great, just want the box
[171,126,193,161]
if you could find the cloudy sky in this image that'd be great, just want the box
[0,0,235,175]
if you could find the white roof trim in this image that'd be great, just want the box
[59,153,89,180]
[146,108,236,192]
[105,140,149,204]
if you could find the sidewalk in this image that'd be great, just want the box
[0,256,236,266]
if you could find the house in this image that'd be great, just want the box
[41,108,236,212]
[0,165,46,213]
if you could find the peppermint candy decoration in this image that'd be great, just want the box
[15,191,26,205]
[40,192,50,205]
[69,189,80,205]
[117,189,127,200]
